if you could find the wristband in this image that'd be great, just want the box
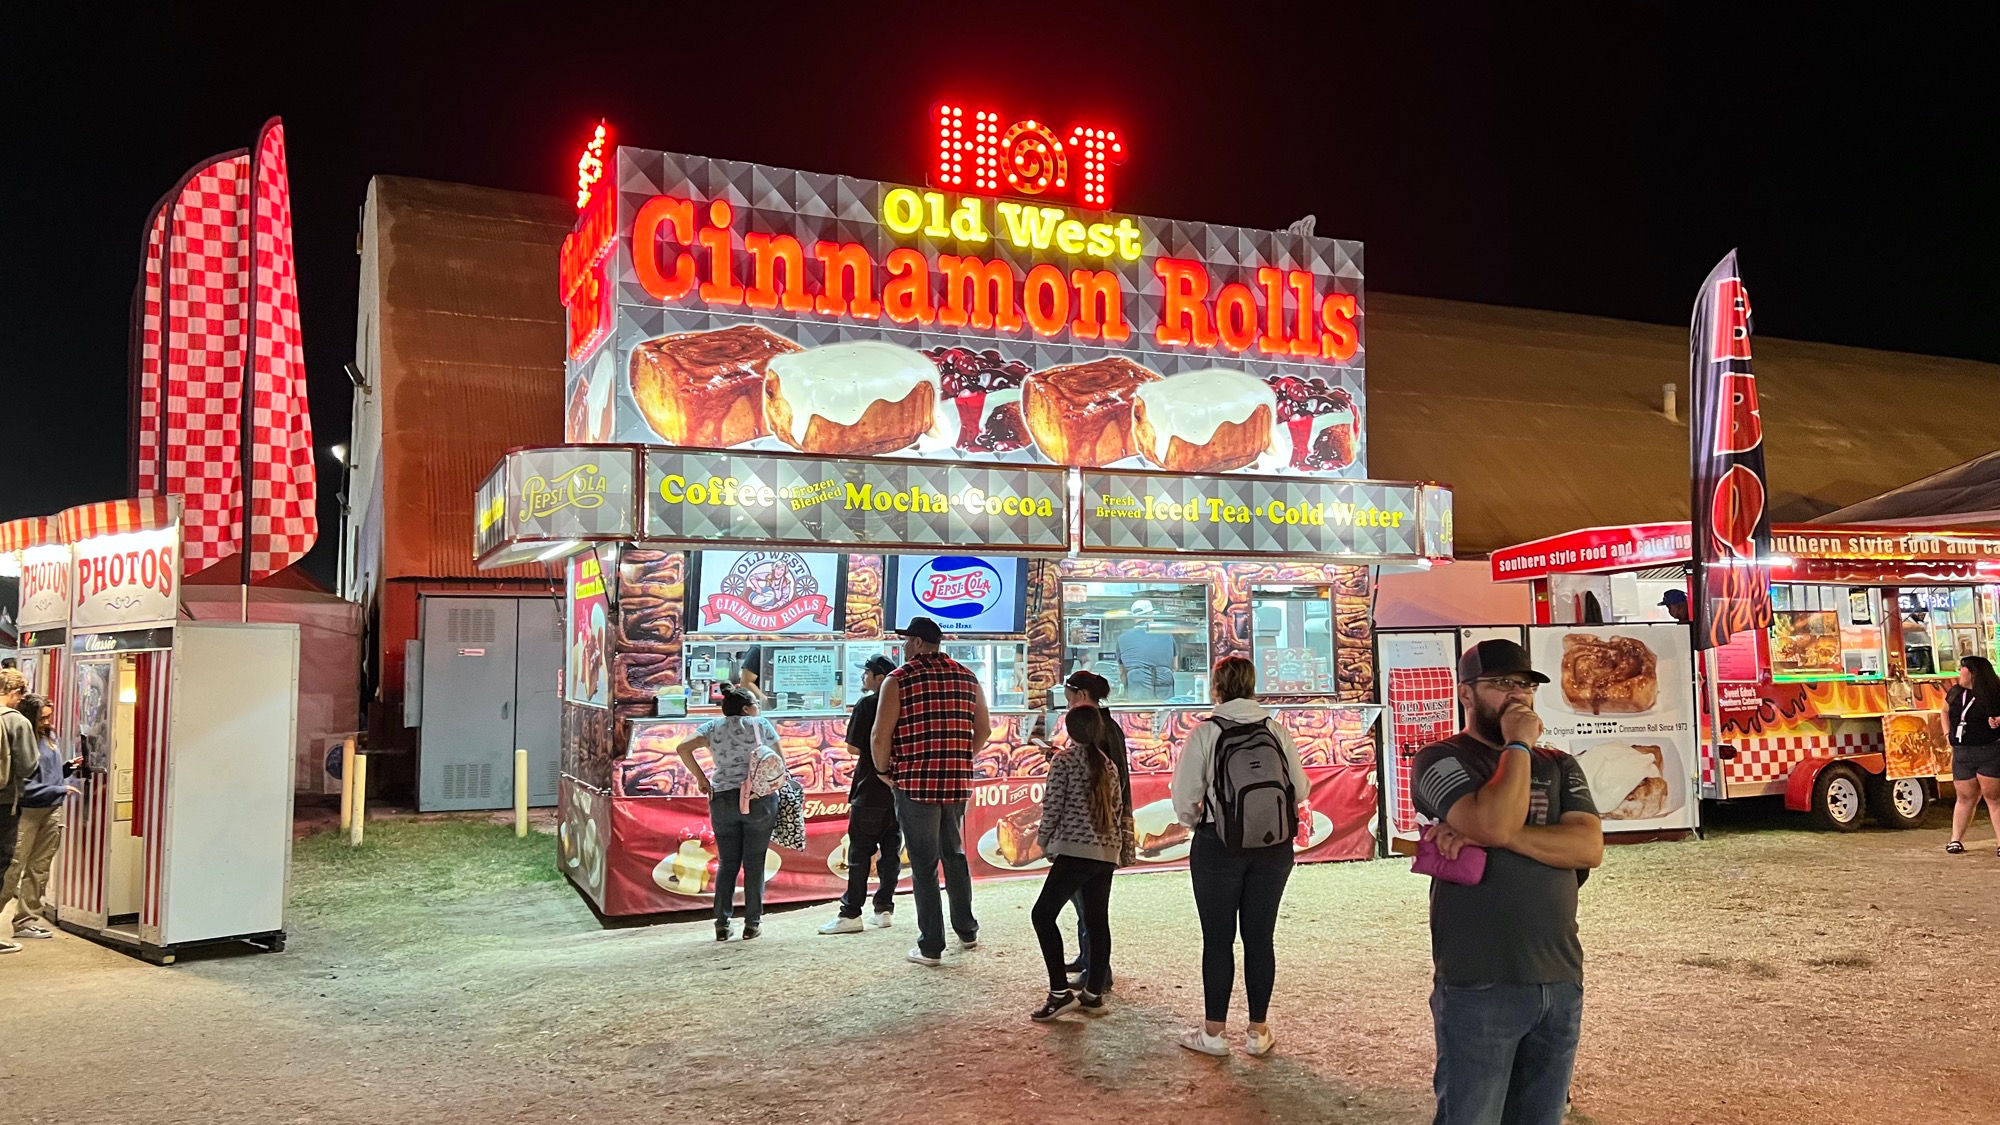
[1503,740,1531,752]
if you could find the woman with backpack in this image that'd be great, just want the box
[1026,705,1135,1021]
[1169,656,1311,1057]
[675,685,784,941]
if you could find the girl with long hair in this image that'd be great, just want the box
[1945,654,2000,855]
[1025,705,1134,1021]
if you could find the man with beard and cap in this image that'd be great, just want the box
[1411,639,1602,1125]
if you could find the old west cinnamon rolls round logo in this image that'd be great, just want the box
[704,551,832,631]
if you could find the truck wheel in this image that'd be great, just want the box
[1868,775,1929,829]
[1810,764,1867,832]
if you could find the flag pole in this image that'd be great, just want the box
[239,130,259,622]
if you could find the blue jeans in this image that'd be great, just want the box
[892,790,976,958]
[710,792,778,925]
[1430,980,1583,1125]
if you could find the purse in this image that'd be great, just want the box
[1412,833,1487,885]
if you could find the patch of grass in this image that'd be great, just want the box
[291,818,562,926]
[1803,951,1877,969]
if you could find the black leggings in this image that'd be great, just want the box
[1031,856,1114,992]
[1189,827,1293,1023]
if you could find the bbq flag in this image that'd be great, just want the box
[129,117,316,581]
[1688,250,1773,650]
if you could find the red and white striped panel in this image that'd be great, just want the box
[138,652,172,934]
[0,516,56,554]
[56,497,174,543]
[58,734,108,920]
[1723,732,1886,784]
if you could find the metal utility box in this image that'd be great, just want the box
[415,596,560,811]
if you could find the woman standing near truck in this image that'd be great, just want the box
[1944,655,2000,855]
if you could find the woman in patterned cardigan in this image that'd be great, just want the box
[1026,706,1136,1021]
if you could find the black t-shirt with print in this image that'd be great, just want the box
[1412,733,1599,986]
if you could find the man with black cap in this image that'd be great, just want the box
[872,617,989,966]
[1412,639,1602,1125]
[819,653,903,935]
[1659,588,1690,623]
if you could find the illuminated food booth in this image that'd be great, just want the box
[478,116,1453,915]
[1,500,300,961]
[1485,522,2000,830]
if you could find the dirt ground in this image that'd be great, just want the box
[3,802,1997,1125]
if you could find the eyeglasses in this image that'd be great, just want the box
[1474,676,1541,693]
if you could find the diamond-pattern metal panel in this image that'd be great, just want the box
[645,449,1067,553]
[576,147,1368,477]
[1079,470,1429,560]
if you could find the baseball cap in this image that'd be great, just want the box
[893,617,943,644]
[1457,639,1549,685]
[1063,670,1111,700]
[1658,589,1689,608]
[864,655,898,676]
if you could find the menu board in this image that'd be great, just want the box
[1526,623,1699,833]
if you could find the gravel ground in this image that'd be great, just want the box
[3,802,1996,1124]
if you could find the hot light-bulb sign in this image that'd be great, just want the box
[929,104,1124,208]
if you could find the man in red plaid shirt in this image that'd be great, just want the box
[872,617,991,966]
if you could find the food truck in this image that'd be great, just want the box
[1485,522,2000,830]
[0,500,299,962]
[475,117,1454,915]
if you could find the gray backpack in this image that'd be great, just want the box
[1209,716,1298,852]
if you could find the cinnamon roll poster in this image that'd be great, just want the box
[565,552,612,708]
[1527,623,1700,832]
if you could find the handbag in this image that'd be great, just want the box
[1412,832,1487,885]
[771,773,808,852]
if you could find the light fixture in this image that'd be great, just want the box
[329,443,348,465]
[535,539,582,562]
[344,362,368,390]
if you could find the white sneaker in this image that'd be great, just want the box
[1178,1028,1229,1056]
[956,936,979,951]
[907,946,942,966]
[1244,1027,1276,1057]
[818,915,864,935]
[868,912,893,929]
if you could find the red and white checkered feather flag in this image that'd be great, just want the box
[247,120,316,579]
[159,152,251,575]
[133,197,170,497]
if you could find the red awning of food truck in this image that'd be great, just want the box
[1490,521,2000,585]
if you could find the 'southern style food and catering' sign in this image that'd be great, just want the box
[1078,470,1449,561]
[643,448,1068,554]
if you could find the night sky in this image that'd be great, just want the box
[7,4,1995,583]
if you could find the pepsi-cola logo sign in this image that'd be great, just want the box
[909,556,1005,621]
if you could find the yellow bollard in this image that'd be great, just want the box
[514,749,529,838]
[338,737,357,832]
[349,753,368,846]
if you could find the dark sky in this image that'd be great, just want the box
[7,3,1995,583]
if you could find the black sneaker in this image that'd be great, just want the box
[1065,957,1086,974]
[1030,990,1080,1022]
[742,922,762,941]
[1078,990,1106,1012]
[715,921,731,942]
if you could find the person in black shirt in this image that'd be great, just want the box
[1412,639,1602,1125]
[1945,654,2000,855]
[819,655,902,934]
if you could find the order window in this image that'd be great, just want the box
[1899,587,1984,676]
[1769,585,1884,679]
[1251,585,1337,695]
[1061,580,1212,705]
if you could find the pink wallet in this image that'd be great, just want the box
[1413,835,1488,885]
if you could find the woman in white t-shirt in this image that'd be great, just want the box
[676,686,784,941]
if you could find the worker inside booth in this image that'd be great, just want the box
[1060,581,1210,704]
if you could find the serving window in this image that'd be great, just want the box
[1061,580,1211,705]
[1897,586,1986,676]
[1769,585,1885,680]
[1251,585,1337,695]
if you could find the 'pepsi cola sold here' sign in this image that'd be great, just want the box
[885,554,1026,634]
